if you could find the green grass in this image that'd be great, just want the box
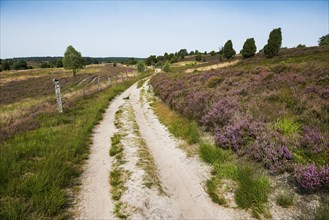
[234,166,270,219]
[0,73,151,219]
[273,117,302,136]
[276,192,295,208]
[206,177,226,205]
[314,201,329,220]
[199,142,228,164]
[153,100,200,144]
[137,78,148,89]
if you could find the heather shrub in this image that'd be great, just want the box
[215,117,259,152]
[201,98,237,130]
[183,90,209,119]
[301,127,325,153]
[294,164,329,192]
[251,131,293,174]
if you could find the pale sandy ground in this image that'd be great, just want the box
[74,84,137,219]
[185,60,240,73]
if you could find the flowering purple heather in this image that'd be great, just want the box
[201,97,237,130]
[294,164,329,192]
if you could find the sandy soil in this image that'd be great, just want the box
[74,73,251,219]
[74,85,136,219]
[185,60,240,73]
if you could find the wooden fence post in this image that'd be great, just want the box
[53,79,63,113]
[97,76,101,91]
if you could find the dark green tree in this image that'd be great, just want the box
[145,55,157,66]
[171,55,178,63]
[195,53,202,61]
[210,51,216,56]
[128,57,137,65]
[178,49,188,59]
[240,38,257,58]
[263,28,282,58]
[223,40,236,59]
[40,62,50,68]
[296,44,306,48]
[63,45,84,76]
[2,60,10,70]
[318,34,329,46]
[137,61,146,72]
[13,60,28,70]
[162,62,171,72]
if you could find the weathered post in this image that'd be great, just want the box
[108,77,111,86]
[53,79,63,113]
[97,76,101,91]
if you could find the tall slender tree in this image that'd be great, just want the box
[63,45,84,76]
[264,28,282,58]
[223,40,236,59]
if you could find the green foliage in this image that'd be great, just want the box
[0,74,150,219]
[206,76,223,88]
[276,192,295,208]
[223,40,236,59]
[199,143,228,164]
[296,44,306,48]
[264,28,282,58]
[145,55,157,66]
[235,166,270,219]
[162,62,171,72]
[318,34,329,46]
[206,177,226,205]
[170,55,178,63]
[195,53,202,61]
[154,101,200,144]
[40,62,51,68]
[2,60,11,70]
[13,60,28,70]
[210,50,216,56]
[241,38,257,58]
[128,57,137,65]
[178,49,188,59]
[314,201,329,220]
[113,62,117,67]
[137,61,146,72]
[63,45,84,76]
[274,117,302,136]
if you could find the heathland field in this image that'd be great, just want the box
[0,46,328,220]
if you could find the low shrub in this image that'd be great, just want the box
[276,192,295,208]
[294,164,329,192]
[201,98,237,130]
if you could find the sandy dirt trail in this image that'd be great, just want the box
[130,81,249,219]
[74,85,136,219]
[74,73,250,219]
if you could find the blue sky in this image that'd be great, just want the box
[1,0,328,58]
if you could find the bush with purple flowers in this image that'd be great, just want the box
[201,98,237,130]
[294,164,329,192]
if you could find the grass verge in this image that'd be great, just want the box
[0,73,150,219]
